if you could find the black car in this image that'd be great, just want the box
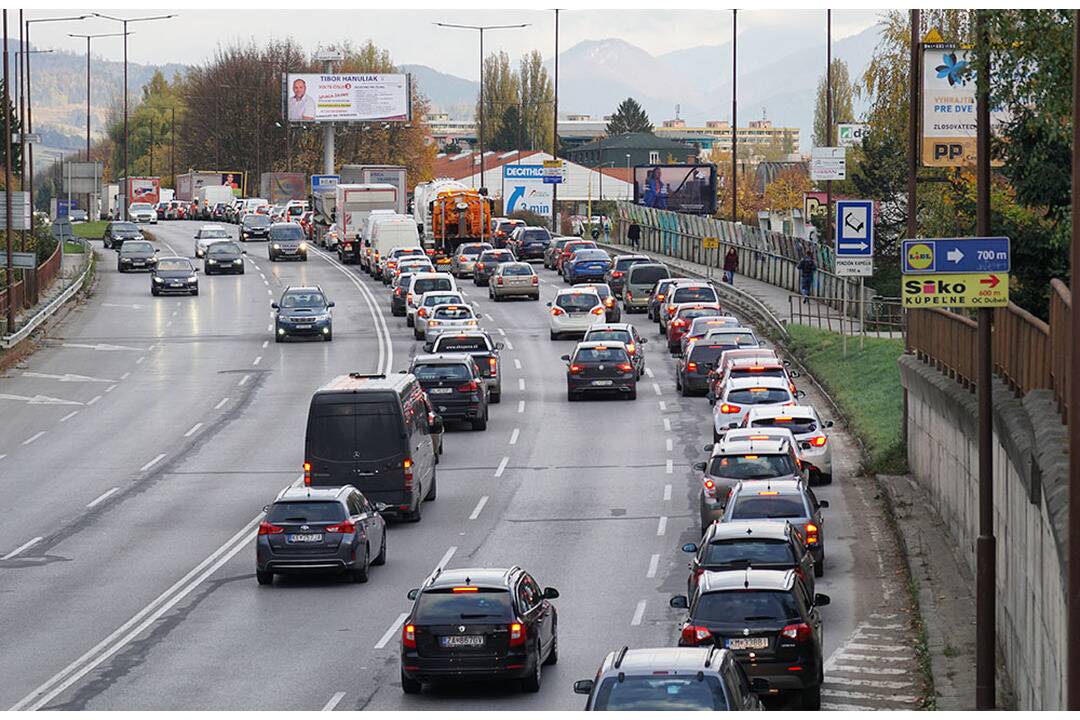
[409,353,489,430]
[268,222,308,261]
[583,323,647,378]
[677,341,729,396]
[256,485,387,586]
[390,272,416,317]
[203,240,246,275]
[150,257,198,296]
[401,566,559,694]
[473,248,516,286]
[604,254,650,298]
[273,286,334,341]
[103,221,144,250]
[670,569,830,709]
[563,341,638,401]
[240,213,271,241]
[508,226,552,261]
[681,520,816,599]
[116,239,157,272]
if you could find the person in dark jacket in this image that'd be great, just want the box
[627,222,641,249]
[723,248,738,284]
[797,248,817,303]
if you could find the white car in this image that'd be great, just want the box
[128,202,157,224]
[700,326,760,350]
[381,245,427,284]
[194,225,231,258]
[712,376,801,440]
[406,272,458,326]
[423,303,480,348]
[413,291,466,340]
[743,405,834,484]
[548,288,606,340]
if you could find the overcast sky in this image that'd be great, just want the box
[26,8,883,79]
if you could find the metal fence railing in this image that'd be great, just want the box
[788,293,905,338]
[0,240,61,321]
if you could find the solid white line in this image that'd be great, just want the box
[434,546,457,572]
[2,536,42,560]
[509,428,520,445]
[666,459,674,474]
[646,553,660,578]
[184,422,203,438]
[663,418,671,431]
[120,372,131,380]
[59,410,79,423]
[140,453,166,472]
[496,327,506,336]
[504,338,514,350]
[267,324,274,332]
[839,652,915,662]
[86,394,102,406]
[514,358,522,370]
[494,456,510,477]
[517,400,525,413]
[663,484,672,501]
[214,397,229,410]
[253,356,262,366]
[238,374,251,387]
[518,378,525,391]
[652,382,662,396]
[321,691,346,711]
[645,367,654,378]
[666,438,673,451]
[261,340,269,349]
[846,642,916,653]
[135,356,145,364]
[656,516,668,536]
[22,431,45,446]
[822,703,884,711]
[469,495,489,520]
[658,400,667,411]
[374,612,410,650]
[86,487,120,509]
[630,600,647,626]
[105,384,118,393]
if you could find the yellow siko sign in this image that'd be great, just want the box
[902,273,1009,308]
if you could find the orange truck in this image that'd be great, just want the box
[428,189,494,266]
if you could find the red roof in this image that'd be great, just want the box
[431,151,543,181]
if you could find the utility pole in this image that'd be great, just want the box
[904,9,920,448]
[825,10,833,251]
[4,9,13,333]
[148,121,153,176]
[170,106,175,188]
[551,8,559,232]
[731,9,737,223]
[1068,9,1080,710]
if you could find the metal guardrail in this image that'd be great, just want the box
[0,239,93,349]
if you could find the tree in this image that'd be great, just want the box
[442,141,463,155]
[0,80,22,180]
[518,50,554,152]
[764,168,811,213]
[475,51,519,148]
[490,105,524,152]
[606,98,652,136]
[812,59,855,147]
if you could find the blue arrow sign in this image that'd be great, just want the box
[835,200,874,256]
[506,186,526,214]
[901,237,1010,274]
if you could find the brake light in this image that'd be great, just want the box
[672,319,687,328]
[605,298,615,308]
[719,403,742,414]
[303,462,312,486]
[417,308,428,318]
[612,270,624,278]
[667,306,677,316]
[748,435,771,440]
[496,276,504,285]
[687,362,698,372]
[452,586,478,593]
[406,293,413,304]
[625,291,633,300]
[459,255,467,262]
[325,519,356,534]
[569,364,584,374]
[394,287,403,297]
[809,436,828,447]
[656,293,665,302]
[703,478,715,490]
[345,242,353,250]
[626,343,636,355]
[403,458,414,489]
[457,380,479,392]
[402,623,417,649]
[477,262,485,270]
[681,624,712,645]
[489,357,498,373]
[616,362,633,373]
[258,521,284,535]
[804,523,819,544]
[591,306,605,316]
[426,248,435,256]
[551,306,565,316]
[531,276,539,285]
[780,623,813,642]
[509,622,526,647]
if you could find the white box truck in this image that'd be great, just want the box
[335,183,399,265]
[196,185,234,219]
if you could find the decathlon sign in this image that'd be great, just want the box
[501,164,553,216]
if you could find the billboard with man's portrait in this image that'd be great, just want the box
[284,74,411,123]
[633,164,717,215]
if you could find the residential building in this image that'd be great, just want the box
[564,132,699,170]
[655,118,799,157]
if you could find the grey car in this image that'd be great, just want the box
[473,248,516,286]
[489,261,540,301]
[203,240,246,275]
[449,242,492,278]
[116,239,157,272]
[273,286,334,341]
[268,222,308,261]
[150,256,198,296]
[430,330,504,403]
[240,213,271,241]
[256,485,387,586]
[624,263,672,314]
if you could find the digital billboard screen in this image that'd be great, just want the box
[284,73,410,123]
[633,164,717,215]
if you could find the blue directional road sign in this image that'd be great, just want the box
[835,200,874,256]
[900,237,1010,274]
[311,174,339,194]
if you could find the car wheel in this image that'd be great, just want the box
[802,683,821,710]
[566,388,576,402]
[256,569,273,586]
[117,263,123,272]
[151,287,159,296]
[351,546,370,583]
[406,315,414,327]
[191,288,199,296]
[407,495,423,523]
[413,327,423,341]
[401,669,422,695]
[550,330,559,341]
[628,387,637,400]
[373,530,387,565]
[521,647,542,693]
[821,473,833,485]
[472,410,488,431]
[324,331,333,342]
[814,558,824,577]
[490,391,501,404]
[425,468,438,501]
[544,624,559,665]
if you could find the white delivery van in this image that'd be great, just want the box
[370,217,421,279]
[335,183,399,266]
[364,211,405,274]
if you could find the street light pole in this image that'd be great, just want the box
[69,32,127,164]
[552,8,559,232]
[731,9,737,223]
[1070,8,1080,709]
[4,10,13,333]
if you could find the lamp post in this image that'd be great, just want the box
[68,32,127,163]
[433,21,529,192]
[626,153,632,200]
[91,12,177,220]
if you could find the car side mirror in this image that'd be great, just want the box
[796,390,807,398]
[328,301,336,308]
[703,444,713,452]
[789,370,800,378]
[640,338,648,344]
[692,461,707,472]
[271,302,279,309]
[495,342,505,350]
[573,679,594,695]
[681,543,698,553]
[669,595,689,609]
[825,420,834,428]
[706,392,716,403]
[430,416,444,434]
[407,588,419,601]
[818,500,830,509]
[560,354,571,362]
[750,678,770,692]
[241,250,247,255]
[814,593,831,607]
[262,504,270,513]
[542,587,559,599]
[782,359,791,366]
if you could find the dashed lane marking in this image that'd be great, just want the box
[646,553,660,578]
[469,496,489,520]
[504,339,514,350]
[658,400,667,411]
[656,516,667,536]
[238,375,251,387]
[105,384,117,393]
[496,328,506,336]
[321,692,346,712]
[87,395,102,406]
[665,459,674,474]
[59,411,79,423]
[261,340,269,349]
[645,367,654,378]
[517,400,525,413]
[120,372,130,380]
[184,423,203,438]
[139,453,166,472]
[509,428,520,445]
[663,484,672,501]
[22,431,45,446]
[86,487,120,509]
[630,600,647,626]
[374,612,410,650]
[253,356,262,366]
[663,418,671,431]
[666,438,673,451]
[135,357,145,365]
[518,378,525,391]
[514,359,522,370]
[494,456,510,478]
[214,398,229,410]
[652,382,662,396]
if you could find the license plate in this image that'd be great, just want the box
[726,637,769,650]
[287,533,323,543]
[295,324,312,329]
[132,261,145,266]
[430,388,453,394]
[592,380,613,386]
[440,635,485,647]
[169,281,183,286]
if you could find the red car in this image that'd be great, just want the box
[666,303,724,353]
[298,210,315,241]
[556,239,597,275]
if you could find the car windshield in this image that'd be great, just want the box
[593,675,729,711]
[412,363,471,382]
[586,330,632,345]
[122,242,153,254]
[709,454,796,479]
[573,250,609,261]
[245,215,270,226]
[270,225,304,241]
[694,590,800,623]
[130,203,152,211]
[632,266,669,285]
[266,501,346,524]
[201,228,229,238]
[751,416,817,434]
[415,589,515,622]
[435,337,488,352]
[729,493,808,519]
[413,278,452,294]
[704,539,797,567]
[114,223,139,233]
[673,287,717,303]
[281,292,327,309]
[208,242,241,255]
[433,306,473,320]
[556,293,600,311]
[501,264,533,276]
[156,259,191,272]
[422,294,463,307]
[578,285,611,299]
[727,387,792,405]
[575,347,628,363]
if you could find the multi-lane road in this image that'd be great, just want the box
[0,220,923,711]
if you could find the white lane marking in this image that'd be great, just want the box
[22,431,45,446]
[2,536,43,560]
[514,358,522,370]
[0,454,6,461]
[646,553,660,578]
[822,688,919,703]
[517,400,525,413]
[509,428,520,445]
[253,356,262,366]
[267,324,273,332]
[822,703,888,711]
[214,398,229,410]
[139,453,166,472]
[261,340,269,349]
[262,279,269,286]
[87,394,102,406]
[321,691,346,712]
[184,423,203,438]
[135,356,145,365]
[496,328,506,336]
[657,516,668,536]
[62,342,146,352]
[105,384,118,393]
[658,400,666,411]
[663,418,671,432]
[21,371,114,383]
[59,410,79,423]
[504,338,514,350]
[485,313,494,321]
[165,321,173,328]
[434,546,457,572]
[469,496,489,520]
[374,612,410,651]
[645,367,654,378]
[494,456,510,478]
[267,289,273,296]
[846,642,916,653]
[652,382,662,396]
[666,459,674,474]
[238,375,251,387]
[120,372,130,380]
[826,674,914,687]
[838,652,915,662]
[663,484,672,501]
[630,600,647,626]
[518,378,525,391]
[86,487,120,508]
[665,438,673,452]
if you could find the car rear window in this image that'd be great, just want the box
[565,241,596,253]
[395,273,415,288]
[729,494,808,520]
[521,229,550,243]
[678,307,721,320]
[556,293,601,311]
[208,242,241,255]
[687,344,729,366]
[412,363,471,382]
[614,257,647,271]
[123,242,153,253]
[245,215,270,226]
[308,402,405,463]
[632,266,670,285]
[413,278,453,294]
[422,294,463,307]
[694,590,800,623]
[593,675,729,711]
[673,286,718,303]
[573,250,609,261]
[460,245,487,256]
[730,368,787,384]
[414,589,515,623]
[435,337,488,352]
[501,264,534,276]
[575,347,629,363]
[267,501,346,524]
[434,306,473,319]
[281,292,326,308]
[751,416,817,434]
[586,330,632,344]
[727,387,792,404]
[704,539,797,567]
[480,251,514,262]
[709,454,796,479]
[707,332,758,347]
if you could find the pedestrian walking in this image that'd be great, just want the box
[797,248,817,304]
[723,248,738,284]
[627,222,641,250]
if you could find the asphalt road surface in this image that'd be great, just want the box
[0,220,922,710]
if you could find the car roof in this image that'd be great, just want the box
[599,647,732,674]
[725,376,791,390]
[720,428,797,450]
[410,272,453,280]
[317,372,414,394]
[434,330,491,341]
[747,405,818,420]
[700,568,796,593]
[426,567,518,590]
[411,353,473,365]
[733,478,806,495]
[283,285,323,294]
[575,340,627,350]
[587,323,634,333]
[554,287,600,296]
[716,437,791,455]
[275,486,351,502]
[614,254,650,261]
[705,326,755,335]
[727,356,784,369]
[200,224,224,230]
[705,519,793,542]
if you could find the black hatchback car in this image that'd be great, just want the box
[102,221,144,249]
[473,248,516,286]
[563,341,638,401]
[116,239,157,272]
[203,240,246,275]
[681,520,816,599]
[150,257,198,296]
[256,485,387,586]
[409,353,489,430]
[677,341,730,396]
[401,566,560,694]
[273,286,334,341]
[670,569,830,709]
[240,212,271,241]
[390,271,416,317]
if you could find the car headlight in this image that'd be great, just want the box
[299,242,308,251]
[187,274,198,282]
[153,276,163,283]
[207,258,217,264]
[272,243,281,250]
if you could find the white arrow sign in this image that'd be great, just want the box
[838,241,869,252]
[946,248,964,264]
[0,392,83,405]
[22,372,115,383]
[62,342,149,352]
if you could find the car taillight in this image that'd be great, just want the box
[403,458,414,488]
[551,307,565,316]
[656,293,665,302]
[625,290,633,300]
[509,621,526,647]
[687,362,698,372]
[345,242,353,250]
[672,319,687,328]
[681,624,712,645]
[703,478,715,490]
[489,357,498,373]
[809,435,828,447]
[417,308,428,318]
[616,362,633,373]
[458,255,467,262]
[720,403,742,414]
[612,270,624,278]
[496,276,504,285]
[477,262,485,270]
[591,306,605,316]
[406,293,413,304]
[402,623,417,649]
[780,623,813,642]
[258,521,284,535]
[569,364,584,374]
[667,306,677,316]
[457,380,479,392]
[804,522,819,545]
[303,462,312,486]
[325,519,356,534]
[531,275,539,285]
[625,343,636,355]
[426,248,435,256]
[604,298,615,308]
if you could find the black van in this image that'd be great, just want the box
[305,373,442,522]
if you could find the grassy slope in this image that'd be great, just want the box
[72,221,107,239]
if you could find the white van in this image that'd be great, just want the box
[371,217,420,279]
[362,210,405,274]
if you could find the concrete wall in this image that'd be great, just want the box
[900,355,1068,709]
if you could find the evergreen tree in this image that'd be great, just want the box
[490,105,524,152]
[606,98,652,136]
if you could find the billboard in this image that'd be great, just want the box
[284,73,410,123]
[921,42,1006,167]
[633,164,716,215]
[501,164,553,217]
[177,171,245,200]
[127,177,160,205]
[260,172,307,203]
